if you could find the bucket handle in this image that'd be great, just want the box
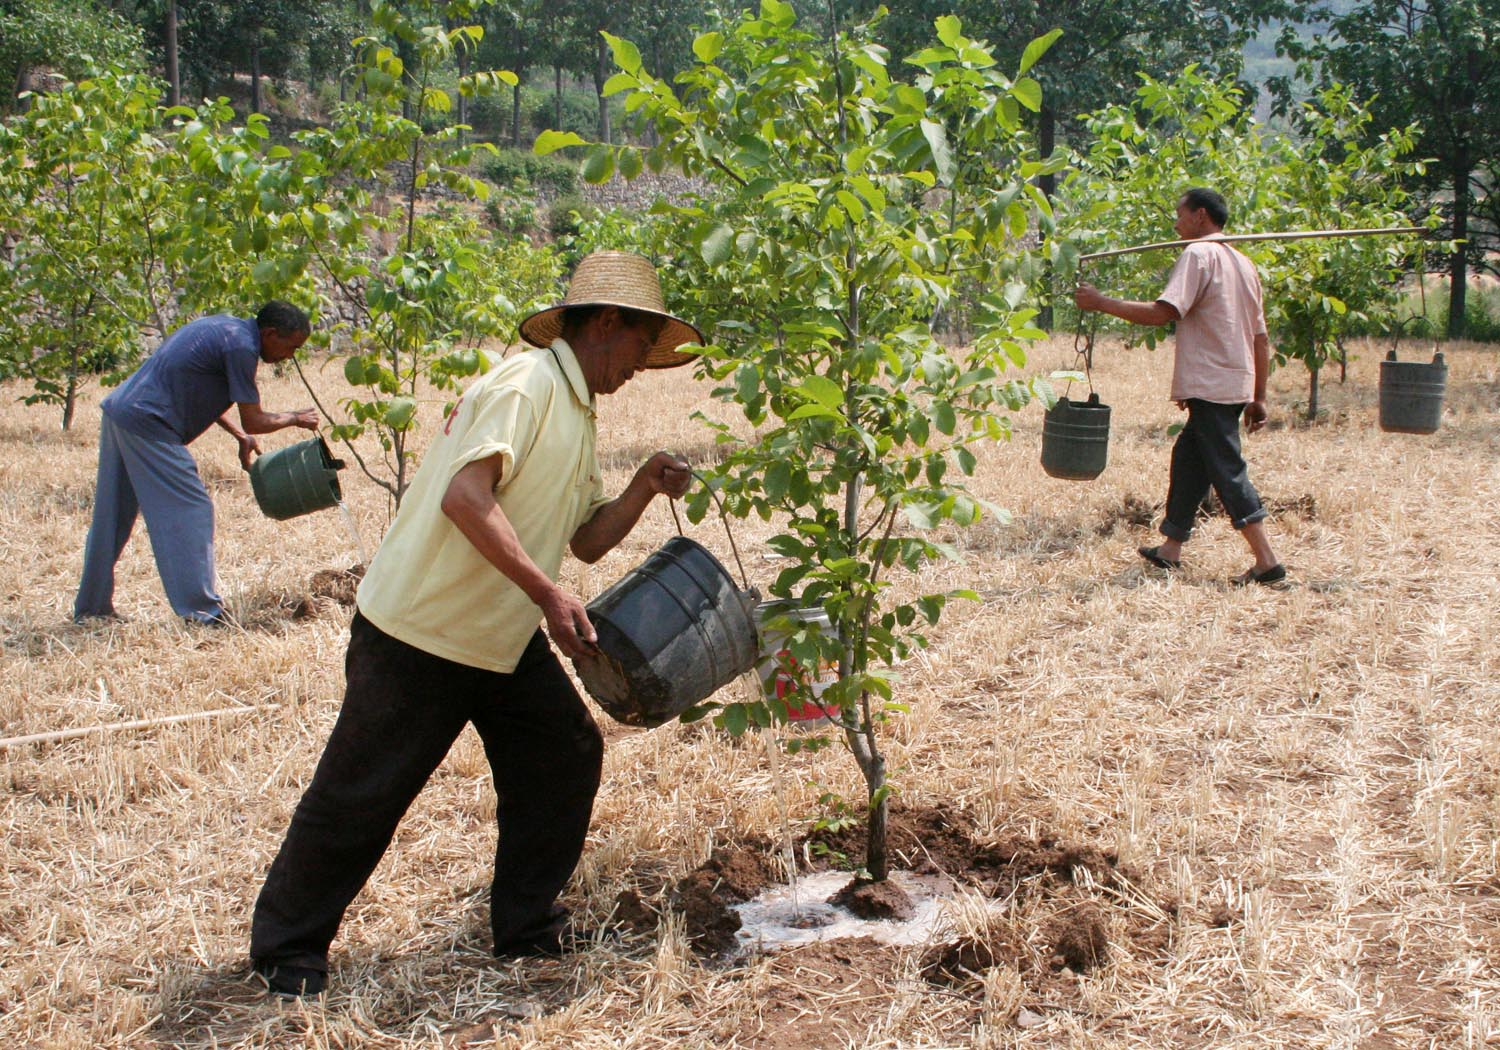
[1067,262,1100,398]
[1388,241,1443,364]
[667,471,753,593]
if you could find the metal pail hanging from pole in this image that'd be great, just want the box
[1378,349,1447,434]
[1041,392,1112,480]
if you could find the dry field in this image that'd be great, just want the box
[2,335,1499,1049]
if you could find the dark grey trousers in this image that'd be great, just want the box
[1161,398,1268,541]
[250,612,604,973]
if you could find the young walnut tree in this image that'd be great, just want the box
[544,3,1064,882]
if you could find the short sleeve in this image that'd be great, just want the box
[444,379,541,490]
[226,344,260,405]
[1157,246,1211,319]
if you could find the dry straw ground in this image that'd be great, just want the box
[2,334,1498,1049]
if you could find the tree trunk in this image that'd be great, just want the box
[250,42,263,114]
[1447,154,1470,339]
[554,65,563,129]
[1306,360,1320,421]
[63,365,78,432]
[1037,105,1057,331]
[512,82,523,148]
[456,47,470,140]
[594,34,610,143]
[165,0,180,107]
[864,753,889,881]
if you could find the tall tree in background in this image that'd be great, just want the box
[1276,0,1500,339]
[481,0,545,145]
[836,0,1294,327]
[0,0,144,110]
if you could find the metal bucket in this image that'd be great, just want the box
[1041,392,1111,480]
[249,435,345,520]
[754,601,840,722]
[1379,350,1446,434]
[574,536,760,728]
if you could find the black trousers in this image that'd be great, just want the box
[1161,398,1268,541]
[250,611,604,973]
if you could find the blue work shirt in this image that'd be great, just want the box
[103,315,263,445]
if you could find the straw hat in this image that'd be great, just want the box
[518,251,704,369]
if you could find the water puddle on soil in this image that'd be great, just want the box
[336,501,369,567]
[732,870,955,955]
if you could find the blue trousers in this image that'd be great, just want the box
[1160,399,1268,541]
[74,415,222,622]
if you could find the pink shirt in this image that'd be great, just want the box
[1157,234,1267,403]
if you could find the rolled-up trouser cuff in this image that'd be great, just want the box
[1159,518,1193,542]
[1231,506,1268,530]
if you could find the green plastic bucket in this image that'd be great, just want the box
[1379,350,1446,435]
[1041,392,1111,481]
[249,435,345,520]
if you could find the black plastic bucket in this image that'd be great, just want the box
[574,536,759,728]
[249,435,345,520]
[1041,392,1111,480]
[1379,350,1446,434]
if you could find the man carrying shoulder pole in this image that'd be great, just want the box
[1075,187,1286,587]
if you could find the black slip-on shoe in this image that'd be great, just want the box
[1138,545,1181,570]
[253,961,326,999]
[1231,564,1288,587]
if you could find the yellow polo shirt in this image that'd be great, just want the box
[356,340,608,672]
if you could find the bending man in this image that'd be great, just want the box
[74,301,318,624]
[250,251,703,999]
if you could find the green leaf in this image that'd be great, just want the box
[618,148,643,179]
[920,119,956,186]
[582,147,615,184]
[932,401,956,435]
[934,15,964,48]
[384,397,417,429]
[719,702,749,736]
[603,32,642,75]
[700,223,735,266]
[787,404,842,421]
[693,31,724,63]
[1016,29,1062,76]
[797,375,845,411]
[534,130,587,156]
[1011,76,1043,113]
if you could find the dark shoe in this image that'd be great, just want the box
[253,961,326,999]
[1231,564,1287,587]
[1138,545,1180,570]
[73,610,126,624]
[494,905,570,959]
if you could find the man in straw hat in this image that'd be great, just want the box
[1075,187,1286,587]
[249,251,702,998]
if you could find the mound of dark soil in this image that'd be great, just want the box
[921,926,1028,986]
[669,840,777,955]
[1097,494,1158,535]
[1050,902,1110,972]
[287,565,365,619]
[829,877,914,920]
